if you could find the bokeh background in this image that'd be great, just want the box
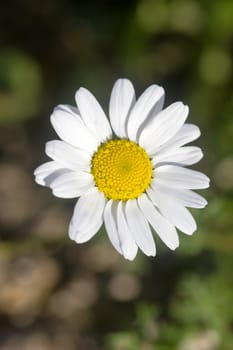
[0,0,233,349]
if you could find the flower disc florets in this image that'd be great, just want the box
[91,139,152,200]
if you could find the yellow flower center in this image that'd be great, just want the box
[91,139,152,200]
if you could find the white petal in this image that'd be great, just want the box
[50,104,99,154]
[153,165,210,189]
[34,161,63,186]
[75,87,112,143]
[109,79,136,138]
[153,146,203,166]
[34,161,72,188]
[46,140,91,171]
[138,194,179,250]
[139,102,189,154]
[158,123,201,151]
[125,199,156,256]
[147,188,197,235]
[104,200,123,255]
[49,171,94,198]
[116,201,138,260]
[69,187,106,243]
[127,85,164,142]
[151,183,208,208]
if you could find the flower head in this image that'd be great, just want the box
[34,79,209,260]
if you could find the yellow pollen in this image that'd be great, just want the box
[91,139,152,200]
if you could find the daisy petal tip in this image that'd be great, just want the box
[68,222,75,241]
[150,84,165,102]
[51,189,63,198]
[188,229,197,236]
[147,251,156,258]
[203,175,210,189]
[51,104,67,116]
[145,246,156,257]
[34,177,44,186]
[76,86,84,93]
[117,77,133,85]
[151,252,156,258]
[176,102,189,113]
[45,140,53,156]
[173,101,184,108]
[124,252,137,261]
[185,224,197,236]
[158,85,165,95]
[50,110,57,125]
[33,167,39,176]
[53,104,62,112]
[68,225,84,243]
[181,104,189,118]
[150,241,157,256]
[170,240,180,251]
[72,235,85,244]
[200,149,204,159]
[75,86,87,101]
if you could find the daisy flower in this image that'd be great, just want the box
[34,79,209,260]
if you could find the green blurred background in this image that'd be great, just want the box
[0,0,232,349]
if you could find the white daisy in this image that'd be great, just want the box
[34,79,209,260]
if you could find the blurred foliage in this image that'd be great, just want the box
[0,0,232,349]
[0,50,42,124]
